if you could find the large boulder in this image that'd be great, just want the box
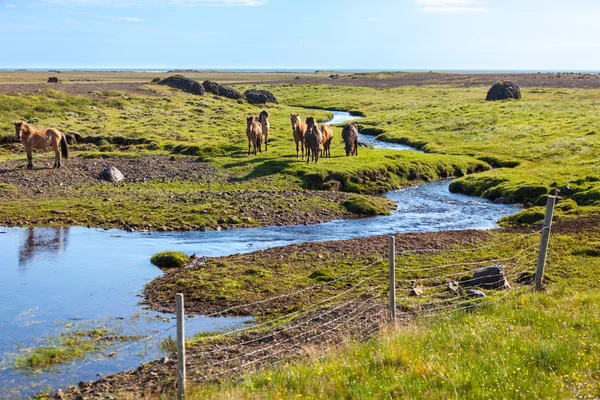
[99,167,124,183]
[243,88,278,104]
[462,264,510,290]
[47,77,60,83]
[486,81,521,101]
[202,80,243,100]
[158,75,205,95]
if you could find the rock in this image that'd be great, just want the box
[243,88,278,104]
[409,285,424,296]
[466,289,486,298]
[462,264,510,290]
[158,75,205,95]
[329,74,340,79]
[486,81,522,101]
[54,390,65,399]
[150,77,162,84]
[559,185,574,196]
[202,80,243,100]
[161,356,170,364]
[493,197,510,204]
[447,281,460,293]
[47,77,60,83]
[99,167,125,183]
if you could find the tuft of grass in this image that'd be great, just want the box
[150,251,189,269]
[342,195,393,216]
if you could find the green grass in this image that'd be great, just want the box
[342,195,392,216]
[150,251,189,269]
[186,229,600,399]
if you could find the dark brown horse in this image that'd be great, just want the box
[246,116,263,156]
[304,116,322,164]
[14,121,69,169]
[290,113,307,159]
[341,123,359,156]
[258,110,270,152]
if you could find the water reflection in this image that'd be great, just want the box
[18,227,69,271]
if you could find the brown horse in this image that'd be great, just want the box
[342,123,359,156]
[290,113,307,159]
[246,116,263,156]
[304,116,322,164]
[258,110,270,152]
[14,121,69,169]
[320,125,334,158]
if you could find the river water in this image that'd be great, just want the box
[0,111,518,397]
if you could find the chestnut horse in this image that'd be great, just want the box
[246,116,263,156]
[258,110,270,152]
[14,121,69,169]
[304,116,322,164]
[290,113,307,159]
[320,125,334,158]
[342,123,359,156]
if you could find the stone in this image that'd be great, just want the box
[99,166,125,183]
[409,285,424,296]
[466,289,486,298]
[447,281,460,293]
[486,81,522,101]
[493,197,509,204]
[243,88,278,104]
[47,77,60,83]
[462,264,510,290]
[202,80,243,100]
[158,75,205,95]
[150,77,162,84]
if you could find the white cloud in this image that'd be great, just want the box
[414,0,487,14]
[20,0,266,7]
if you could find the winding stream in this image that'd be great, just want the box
[0,111,518,397]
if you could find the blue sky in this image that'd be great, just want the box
[1,0,599,70]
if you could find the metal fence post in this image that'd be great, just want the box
[535,196,556,291]
[176,293,186,400]
[388,236,397,325]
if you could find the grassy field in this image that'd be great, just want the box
[185,226,600,399]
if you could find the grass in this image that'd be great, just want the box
[342,196,392,216]
[185,227,600,399]
[150,251,189,269]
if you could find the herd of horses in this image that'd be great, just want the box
[12,109,359,169]
[247,110,359,163]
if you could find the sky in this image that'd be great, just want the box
[1,0,600,70]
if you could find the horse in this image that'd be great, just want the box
[320,125,334,158]
[246,116,263,156]
[14,121,69,169]
[341,123,359,156]
[257,110,270,152]
[290,113,307,159]
[304,116,323,164]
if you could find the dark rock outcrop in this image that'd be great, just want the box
[243,88,278,104]
[486,81,521,101]
[47,77,60,83]
[150,77,162,84]
[202,80,243,100]
[158,75,205,95]
[462,264,510,290]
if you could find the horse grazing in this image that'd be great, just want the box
[290,113,307,159]
[257,110,270,152]
[246,116,263,156]
[14,121,69,169]
[341,123,359,157]
[304,116,323,164]
[320,124,334,158]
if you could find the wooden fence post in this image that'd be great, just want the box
[388,236,397,325]
[535,196,556,291]
[176,293,186,400]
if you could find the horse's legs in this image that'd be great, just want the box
[295,140,299,159]
[248,139,251,156]
[301,140,305,160]
[53,144,60,168]
[264,132,268,152]
[27,149,33,169]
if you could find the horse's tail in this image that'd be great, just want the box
[60,134,69,159]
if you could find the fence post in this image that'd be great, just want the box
[176,293,186,400]
[535,196,556,291]
[388,236,396,325]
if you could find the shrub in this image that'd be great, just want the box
[150,251,189,269]
[342,196,391,216]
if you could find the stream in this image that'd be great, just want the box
[0,111,518,398]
